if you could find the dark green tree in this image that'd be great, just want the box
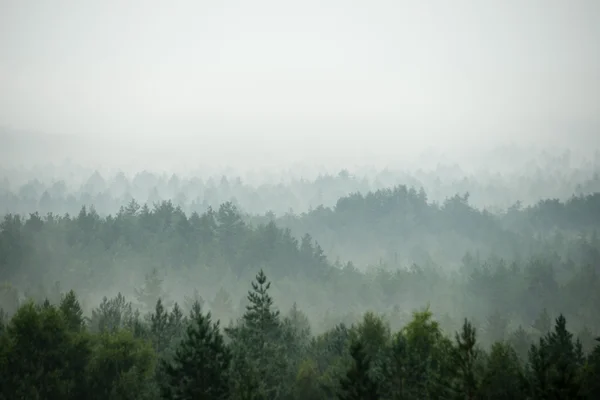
[338,339,379,400]
[150,298,170,355]
[161,300,231,400]
[453,318,482,399]
[580,337,600,399]
[86,329,156,400]
[480,342,527,399]
[226,269,287,399]
[0,301,91,400]
[528,314,584,399]
[59,289,85,332]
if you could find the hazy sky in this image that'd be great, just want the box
[1,0,599,168]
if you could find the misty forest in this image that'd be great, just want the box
[1,156,600,400]
[2,0,600,399]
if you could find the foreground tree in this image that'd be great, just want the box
[161,300,231,400]
[226,269,287,399]
[338,339,379,400]
[453,319,483,399]
[0,301,91,400]
[528,314,585,399]
[480,342,527,399]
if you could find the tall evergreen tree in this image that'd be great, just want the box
[480,342,527,399]
[226,270,287,399]
[338,339,379,400]
[161,300,231,400]
[150,298,170,355]
[59,290,85,332]
[453,319,482,399]
[528,314,584,399]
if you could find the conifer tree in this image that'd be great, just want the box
[338,339,379,400]
[167,302,186,342]
[150,298,170,355]
[453,318,482,399]
[528,314,584,399]
[226,270,286,399]
[59,289,85,332]
[480,342,527,399]
[161,300,231,400]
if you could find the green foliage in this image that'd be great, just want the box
[226,270,289,399]
[161,300,231,400]
[89,293,138,334]
[0,301,87,399]
[1,181,600,399]
[0,275,598,400]
[338,339,379,400]
[397,307,455,399]
[150,298,170,355]
[60,289,85,332]
[452,319,483,399]
[480,342,527,399]
[528,314,585,399]
[580,337,600,399]
[86,330,157,400]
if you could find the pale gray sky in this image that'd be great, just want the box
[1,0,599,168]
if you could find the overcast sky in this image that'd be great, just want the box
[1,0,599,169]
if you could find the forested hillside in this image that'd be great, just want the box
[1,189,599,335]
[3,0,599,396]
[270,187,600,267]
[1,167,600,398]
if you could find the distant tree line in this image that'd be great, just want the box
[2,159,599,217]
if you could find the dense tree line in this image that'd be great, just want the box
[266,186,600,267]
[1,176,600,398]
[1,271,599,399]
[2,152,600,218]
[3,166,600,268]
[1,191,599,345]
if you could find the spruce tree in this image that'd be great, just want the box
[150,298,170,355]
[528,314,584,399]
[59,290,85,332]
[338,339,379,400]
[453,319,482,399]
[226,270,286,399]
[480,342,527,399]
[161,300,231,400]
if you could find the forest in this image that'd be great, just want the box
[2,0,599,396]
[1,157,600,399]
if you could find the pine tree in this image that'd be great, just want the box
[338,339,379,400]
[161,300,231,400]
[480,342,527,399]
[226,270,286,399]
[59,290,85,332]
[167,302,186,342]
[545,314,584,399]
[242,269,280,339]
[150,298,170,355]
[528,314,584,399]
[453,318,482,399]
